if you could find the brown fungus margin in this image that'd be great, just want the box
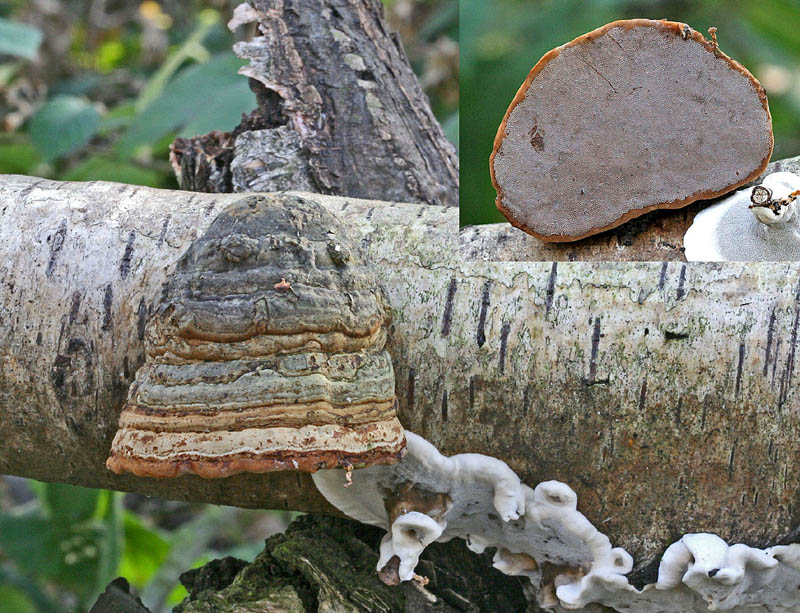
[489,19,773,243]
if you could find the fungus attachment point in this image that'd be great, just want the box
[685,172,800,261]
[106,194,405,478]
[491,19,773,242]
[708,26,719,56]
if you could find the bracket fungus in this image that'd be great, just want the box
[106,194,405,478]
[685,172,800,261]
[490,19,773,242]
[312,431,800,611]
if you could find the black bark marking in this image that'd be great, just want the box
[407,368,415,412]
[734,342,745,397]
[441,389,448,422]
[366,208,375,220]
[68,292,81,324]
[588,317,601,382]
[779,292,800,409]
[101,285,113,330]
[772,339,781,386]
[499,322,510,374]
[522,385,530,416]
[46,219,68,278]
[51,337,94,402]
[476,280,491,348]
[658,261,668,291]
[764,306,776,377]
[674,397,682,429]
[120,232,136,279]
[545,262,557,316]
[728,438,738,478]
[638,377,647,412]
[441,277,457,337]
[469,375,476,409]
[676,264,687,300]
[36,332,42,345]
[157,215,171,247]
[701,396,708,430]
[137,299,147,340]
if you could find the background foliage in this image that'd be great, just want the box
[461,0,800,225]
[0,0,456,611]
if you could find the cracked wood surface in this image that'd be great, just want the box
[174,0,458,207]
[463,155,800,261]
[1,175,800,574]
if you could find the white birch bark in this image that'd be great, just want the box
[1,174,798,572]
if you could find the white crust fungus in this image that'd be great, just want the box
[685,172,800,261]
[312,431,800,611]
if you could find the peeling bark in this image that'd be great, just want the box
[2,175,800,574]
[172,0,458,207]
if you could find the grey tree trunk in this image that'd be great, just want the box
[172,0,458,207]
[2,175,800,581]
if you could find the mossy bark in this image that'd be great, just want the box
[173,514,528,612]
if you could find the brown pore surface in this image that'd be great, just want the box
[490,19,773,243]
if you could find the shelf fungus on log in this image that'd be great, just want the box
[684,171,800,261]
[312,432,800,611]
[106,194,406,479]
[490,19,773,242]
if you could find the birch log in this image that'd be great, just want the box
[1,174,799,575]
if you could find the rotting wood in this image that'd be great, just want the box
[1,175,800,575]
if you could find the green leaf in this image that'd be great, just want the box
[117,52,253,157]
[0,18,42,60]
[0,141,39,174]
[118,512,171,588]
[442,112,458,153]
[0,565,58,613]
[90,491,124,605]
[0,585,37,613]
[44,483,100,527]
[61,156,165,187]
[0,513,61,578]
[28,95,101,162]
[178,79,252,136]
[135,9,220,112]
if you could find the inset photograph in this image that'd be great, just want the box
[460,0,800,261]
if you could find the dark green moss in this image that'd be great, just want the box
[173,514,530,612]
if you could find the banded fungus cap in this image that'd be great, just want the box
[106,194,405,478]
[490,19,773,242]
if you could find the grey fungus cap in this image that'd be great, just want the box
[106,194,406,478]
